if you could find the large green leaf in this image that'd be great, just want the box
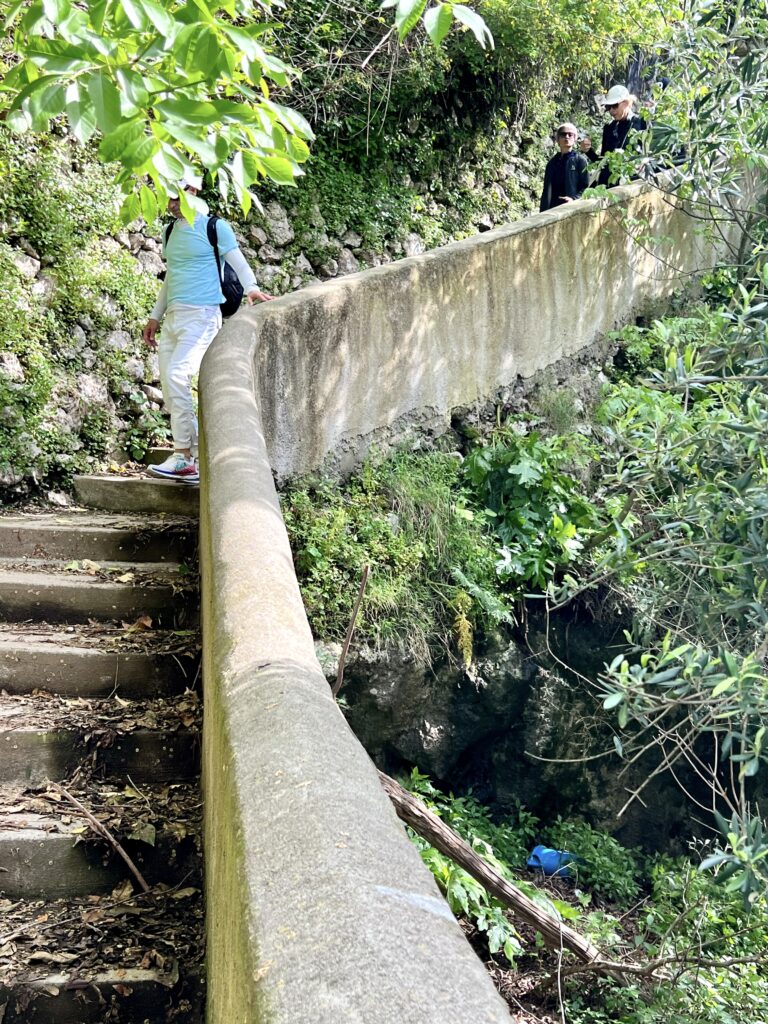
[452,3,494,48]
[121,133,159,170]
[137,0,174,37]
[163,120,219,166]
[26,79,65,129]
[116,66,150,112]
[423,4,453,48]
[118,0,148,29]
[394,0,428,41]
[65,81,98,143]
[140,183,158,224]
[87,70,123,132]
[150,143,186,182]
[178,24,222,75]
[260,154,299,185]
[155,97,221,126]
[41,0,72,24]
[98,117,145,162]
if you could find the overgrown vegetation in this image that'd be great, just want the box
[282,449,508,664]
[0,128,162,490]
[403,770,768,1024]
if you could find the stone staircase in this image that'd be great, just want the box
[0,476,203,1023]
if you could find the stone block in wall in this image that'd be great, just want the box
[403,233,425,257]
[11,251,40,279]
[258,243,284,263]
[336,248,360,275]
[137,249,165,277]
[263,201,294,246]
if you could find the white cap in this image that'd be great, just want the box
[602,85,632,106]
[168,173,203,197]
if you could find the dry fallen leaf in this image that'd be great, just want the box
[169,887,199,900]
[122,615,153,633]
[29,951,79,964]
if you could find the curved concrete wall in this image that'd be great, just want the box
[198,183,714,1023]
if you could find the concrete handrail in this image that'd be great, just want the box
[198,183,713,1022]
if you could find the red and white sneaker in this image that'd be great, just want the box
[148,453,199,484]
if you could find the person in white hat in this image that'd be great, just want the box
[539,122,590,212]
[580,85,646,187]
[142,176,272,484]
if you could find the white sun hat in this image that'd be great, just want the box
[602,85,632,106]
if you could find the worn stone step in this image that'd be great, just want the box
[0,967,204,1024]
[0,727,199,786]
[0,568,197,626]
[0,888,203,1022]
[0,629,198,697]
[0,694,200,785]
[74,475,199,516]
[0,819,124,897]
[0,511,196,563]
[0,781,202,899]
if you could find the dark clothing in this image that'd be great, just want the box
[584,115,647,186]
[539,151,590,212]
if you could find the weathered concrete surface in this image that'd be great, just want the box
[0,969,203,1024]
[219,183,715,481]
[0,636,193,696]
[199,364,511,1021]
[0,569,196,626]
[0,512,195,562]
[0,636,195,696]
[74,475,199,515]
[0,723,199,784]
[197,186,719,1023]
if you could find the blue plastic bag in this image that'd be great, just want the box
[526,844,577,878]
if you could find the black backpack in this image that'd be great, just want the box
[164,215,244,318]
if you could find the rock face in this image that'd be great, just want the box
[324,608,699,852]
[334,640,535,780]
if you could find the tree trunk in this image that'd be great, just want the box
[379,771,602,965]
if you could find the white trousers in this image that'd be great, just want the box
[158,305,222,452]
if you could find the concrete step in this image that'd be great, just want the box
[0,694,200,785]
[0,889,204,1022]
[0,568,197,626]
[0,727,199,785]
[0,968,204,1024]
[0,628,198,697]
[74,475,199,516]
[0,781,201,899]
[0,511,196,563]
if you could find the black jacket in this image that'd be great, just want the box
[539,151,590,212]
[585,115,647,186]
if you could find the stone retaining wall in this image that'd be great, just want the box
[198,182,715,1023]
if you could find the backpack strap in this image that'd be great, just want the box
[206,215,224,286]
[164,220,175,247]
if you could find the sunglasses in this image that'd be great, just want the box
[558,131,576,137]
[605,102,621,110]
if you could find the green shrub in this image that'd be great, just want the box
[0,128,120,257]
[463,428,607,590]
[282,449,510,662]
[543,817,640,905]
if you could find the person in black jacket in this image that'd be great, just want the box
[580,85,647,186]
[539,122,590,212]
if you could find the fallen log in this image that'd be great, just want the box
[378,771,602,966]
